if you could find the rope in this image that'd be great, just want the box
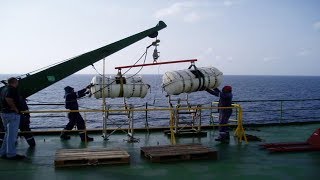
[91,64,103,76]
[151,65,162,105]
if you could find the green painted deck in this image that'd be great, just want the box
[1,124,320,179]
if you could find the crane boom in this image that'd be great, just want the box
[17,21,167,98]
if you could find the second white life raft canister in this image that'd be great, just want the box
[162,67,223,95]
[90,75,150,98]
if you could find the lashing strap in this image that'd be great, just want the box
[188,64,205,91]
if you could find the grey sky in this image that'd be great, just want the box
[0,0,319,76]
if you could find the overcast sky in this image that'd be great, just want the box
[0,0,319,76]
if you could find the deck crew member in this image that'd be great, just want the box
[19,97,35,147]
[0,86,5,146]
[60,85,94,142]
[0,117,3,146]
[0,77,26,160]
[206,86,233,142]
[0,97,35,147]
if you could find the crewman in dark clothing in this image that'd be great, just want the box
[0,117,4,146]
[206,86,233,142]
[19,98,35,147]
[0,86,5,146]
[60,86,94,142]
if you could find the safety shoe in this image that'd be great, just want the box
[60,134,71,140]
[27,138,36,147]
[81,136,94,142]
[215,137,229,142]
[7,154,26,160]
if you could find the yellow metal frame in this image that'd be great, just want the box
[232,104,247,143]
[167,94,203,136]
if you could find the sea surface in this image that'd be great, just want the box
[1,74,320,130]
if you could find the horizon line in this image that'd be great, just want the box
[0,73,320,77]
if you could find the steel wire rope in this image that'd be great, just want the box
[151,64,162,106]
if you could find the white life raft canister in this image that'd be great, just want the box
[90,75,150,98]
[162,67,223,95]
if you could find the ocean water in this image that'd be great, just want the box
[1,74,320,130]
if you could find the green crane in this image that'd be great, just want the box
[16,21,167,98]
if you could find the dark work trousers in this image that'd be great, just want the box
[64,112,86,131]
[218,109,232,139]
[63,112,86,139]
[0,117,4,145]
[19,114,35,147]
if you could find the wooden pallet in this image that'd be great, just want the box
[141,144,218,162]
[55,148,130,167]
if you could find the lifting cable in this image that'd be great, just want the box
[89,38,156,97]
[152,64,162,106]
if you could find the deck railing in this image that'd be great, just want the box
[232,98,320,124]
[9,104,247,144]
[26,98,320,129]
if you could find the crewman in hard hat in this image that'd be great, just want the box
[206,85,233,142]
[60,85,94,142]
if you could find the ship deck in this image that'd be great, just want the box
[1,123,320,179]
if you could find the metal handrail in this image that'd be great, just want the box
[19,104,247,144]
[233,98,320,102]
[232,99,320,124]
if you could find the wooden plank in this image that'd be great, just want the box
[142,146,206,153]
[141,144,218,162]
[55,158,129,167]
[141,143,203,150]
[55,152,129,159]
[141,144,204,155]
[148,151,218,163]
[56,151,129,157]
[147,150,212,156]
[54,148,130,167]
[57,148,122,153]
[56,151,128,156]
[55,153,130,160]
[141,145,213,152]
[146,149,213,156]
